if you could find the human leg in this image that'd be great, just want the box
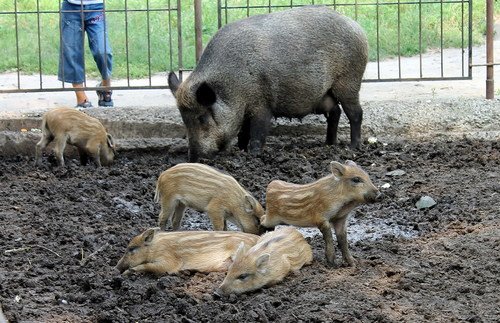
[58,1,89,106]
[86,3,113,106]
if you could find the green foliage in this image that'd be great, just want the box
[0,0,495,78]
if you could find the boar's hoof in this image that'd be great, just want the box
[344,256,357,267]
[248,140,262,157]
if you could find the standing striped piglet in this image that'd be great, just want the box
[155,163,264,234]
[261,160,381,267]
[35,107,115,167]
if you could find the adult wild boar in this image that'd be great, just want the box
[168,6,368,161]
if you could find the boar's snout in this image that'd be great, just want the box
[115,259,128,274]
[365,189,382,203]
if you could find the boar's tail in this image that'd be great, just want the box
[154,181,160,203]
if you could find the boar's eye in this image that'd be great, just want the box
[351,177,363,184]
[237,273,250,281]
[128,246,139,253]
[198,114,210,125]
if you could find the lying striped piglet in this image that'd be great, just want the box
[116,228,259,275]
[218,227,312,295]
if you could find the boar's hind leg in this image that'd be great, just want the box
[247,109,272,156]
[53,135,68,166]
[171,203,186,231]
[338,95,363,149]
[158,199,179,231]
[325,103,342,146]
[35,135,52,165]
[318,221,336,266]
[237,118,251,151]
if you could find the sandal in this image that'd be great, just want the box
[96,82,114,107]
[75,100,93,109]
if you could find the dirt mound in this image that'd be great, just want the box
[1,136,499,322]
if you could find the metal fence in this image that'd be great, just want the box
[0,0,474,94]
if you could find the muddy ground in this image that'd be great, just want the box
[0,135,499,322]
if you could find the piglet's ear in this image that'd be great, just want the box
[345,160,357,167]
[231,242,246,262]
[244,195,257,213]
[256,253,270,273]
[107,133,115,149]
[330,161,345,178]
[195,82,217,107]
[142,228,156,244]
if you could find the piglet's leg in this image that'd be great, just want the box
[332,217,356,266]
[171,203,186,230]
[207,202,226,231]
[128,260,178,275]
[318,221,336,266]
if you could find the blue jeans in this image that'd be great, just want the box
[58,0,112,83]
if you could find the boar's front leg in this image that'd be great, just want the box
[237,118,251,152]
[246,108,272,156]
[207,201,227,231]
[77,147,90,166]
[318,220,336,266]
[332,216,356,266]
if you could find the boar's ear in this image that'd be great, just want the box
[106,134,115,149]
[345,160,357,167]
[231,242,246,262]
[244,195,257,213]
[330,161,346,178]
[168,72,180,97]
[256,254,270,273]
[195,82,217,107]
[142,228,156,244]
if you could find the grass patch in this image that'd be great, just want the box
[0,0,495,78]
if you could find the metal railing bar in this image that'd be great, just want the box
[461,0,465,77]
[376,0,380,79]
[58,1,65,90]
[103,0,109,89]
[363,76,473,83]
[79,1,87,88]
[14,0,20,90]
[397,0,401,80]
[125,0,130,86]
[440,0,444,78]
[147,0,152,86]
[177,0,183,81]
[419,0,422,78]
[168,0,173,72]
[36,0,43,90]
[219,1,470,10]
[0,8,178,15]
[468,0,473,78]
